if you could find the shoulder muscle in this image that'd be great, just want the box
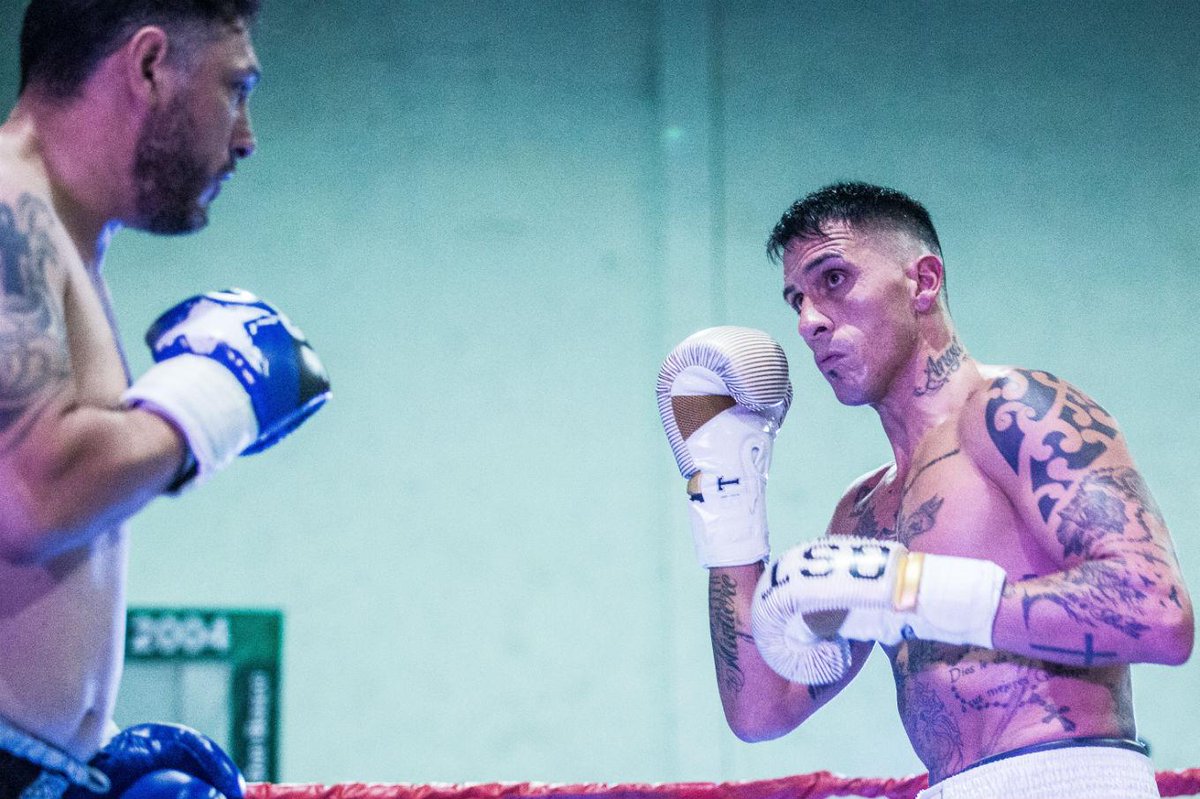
[961,367,1129,528]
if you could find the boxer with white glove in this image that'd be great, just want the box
[123,288,331,491]
[656,326,791,567]
[752,536,1007,684]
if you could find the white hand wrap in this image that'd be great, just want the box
[656,327,792,568]
[123,354,258,490]
[751,537,1007,685]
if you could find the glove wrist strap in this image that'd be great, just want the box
[123,355,258,490]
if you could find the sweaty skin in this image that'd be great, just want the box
[706,221,1191,784]
[0,21,259,759]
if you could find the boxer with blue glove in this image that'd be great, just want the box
[0,1,326,793]
[124,288,330,491]
[63,724,244,799]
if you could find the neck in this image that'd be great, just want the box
[3,91,132,271]
[872,323,975,474]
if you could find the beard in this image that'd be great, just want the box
[131,94,220,235]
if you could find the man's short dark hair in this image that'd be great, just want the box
[19,0,261,100]
[766,181,942,264]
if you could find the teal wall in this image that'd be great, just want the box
[1,0,1197,785]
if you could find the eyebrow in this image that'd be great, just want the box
[801,252,843,274]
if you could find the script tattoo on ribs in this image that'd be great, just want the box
[0,194,70,437]
[984,370,1117,522]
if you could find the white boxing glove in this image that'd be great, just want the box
[752,537,1007,684]
[656,327,792,567]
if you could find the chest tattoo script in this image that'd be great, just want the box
[984,370,1117,522]
[0,194,70,436]
[914,338,966,397]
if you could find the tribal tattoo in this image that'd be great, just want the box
[708,572,751,693]
[0,194,69,438]
[984,370,1118,522]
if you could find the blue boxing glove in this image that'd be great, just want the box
[64,724,244,799]
[123,288,331,490]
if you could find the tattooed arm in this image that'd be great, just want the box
[0,193,185,563]
[708,562,873,740]
[967,368,1193,667]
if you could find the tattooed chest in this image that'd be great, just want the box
[843,447,1030,561]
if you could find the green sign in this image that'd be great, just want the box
[123,608,282,781]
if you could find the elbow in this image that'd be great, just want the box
[1157,598,1194,666]
[0,471,81,565]
[723,706,794,743]
[0,512,53,565]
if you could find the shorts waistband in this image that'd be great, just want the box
[0,716,109,797]
[961,736,1149,776]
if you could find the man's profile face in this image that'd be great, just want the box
[132,22,260,234]
[781,221,921,406]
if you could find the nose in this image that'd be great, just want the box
[231,108,256,160]
[797,298,830,344]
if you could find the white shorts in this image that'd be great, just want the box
[917,739,1158,799]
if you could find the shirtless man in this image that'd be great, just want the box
[657,182,1192,797]
[0,2,327,798]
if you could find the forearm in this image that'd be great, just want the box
[992,557,1194,667]
[708,564,826,740]
[1,403,185,562]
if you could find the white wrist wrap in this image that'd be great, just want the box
[657,327,791,568]
[123,354,258,489]
[685,405,776,567]
[907,553,1006,648]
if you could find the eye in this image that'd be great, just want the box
[824,270,845,288]
[788,292,805,314]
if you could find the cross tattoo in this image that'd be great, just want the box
[1031,633,1116,666]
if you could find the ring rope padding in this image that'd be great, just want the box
[246,766,1200,799]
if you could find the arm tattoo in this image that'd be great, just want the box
[1017,466,1172,639]
[984,370,1118,521]
[1022,561,1152,639]
[0,194,69,435]
[914,338,965,397]
[708,573,752,693]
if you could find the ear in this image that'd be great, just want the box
[912,254,943,313]
[123,26,172,104]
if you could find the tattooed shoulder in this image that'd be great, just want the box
[0,193,71,437]
[981,369,1119,523]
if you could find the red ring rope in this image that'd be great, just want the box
[248,767,1200,799]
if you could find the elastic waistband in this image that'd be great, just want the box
[0,716,108,794]
[962,736,1149,775]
